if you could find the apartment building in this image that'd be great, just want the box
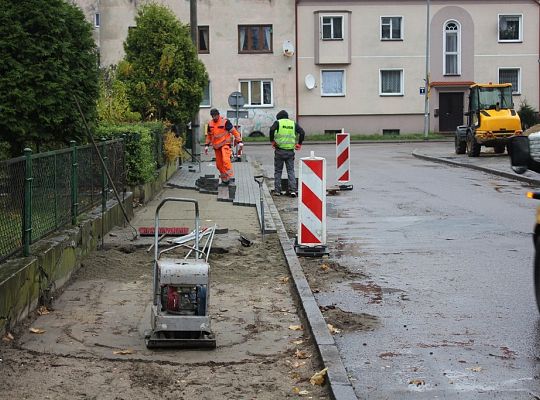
[296,0,540,134]
[76,1,539,135]
[75,0,297,136]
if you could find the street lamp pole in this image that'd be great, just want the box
[423,0,431,140]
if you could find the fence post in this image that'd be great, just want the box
[101,138,108,212]
[23,148,33,256]
[70,140,78,225]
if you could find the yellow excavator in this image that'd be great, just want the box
[455,83,522,157]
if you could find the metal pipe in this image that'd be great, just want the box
[423,0,431,140]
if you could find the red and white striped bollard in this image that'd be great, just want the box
[295,151,329,257]
[336,130,353,190]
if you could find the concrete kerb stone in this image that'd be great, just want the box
[263,180,357,400]
[412,150,540,186]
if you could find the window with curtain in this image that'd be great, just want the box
[238,25,272,53]
[499,68,520,94]
[499,15,522,41]
[321,70,345,96]
[444,21,460,75]
[381,17,402,40]
[198,26,209,53]
[321,16,343,40]
[380,70,403,95]
[200,81,211,107]
[239,80,273,106]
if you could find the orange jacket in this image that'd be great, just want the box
[206,116,241,149]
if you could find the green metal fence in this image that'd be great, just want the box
[0,139,125,263]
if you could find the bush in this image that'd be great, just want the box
[518,100,539,131]
[95,123,166,185]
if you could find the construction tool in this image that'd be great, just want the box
[253,175,265,241]
[145,197,216,349]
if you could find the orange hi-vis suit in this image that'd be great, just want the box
[206,116,242,183]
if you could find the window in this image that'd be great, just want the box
[444,21,460,75]
[200,81,211,107]
[321,70,345,96]
[240,80,273,106]
[383,129,400,136]
[94,13,100,28]
[380,69,403,95]
[198,26,209,53]
[381,17,402,40]
[499,15,522,42]
[499,68,521,94]
[321,16,343,40]
[238,25,272,53]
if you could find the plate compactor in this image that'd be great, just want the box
[145,198,216,349]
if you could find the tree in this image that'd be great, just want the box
[0,0,99,156]
[118,3,208,125]
[518,100,539,131]
[97,66,141,124]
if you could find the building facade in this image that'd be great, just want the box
[75,0,297,136]
[75,1,539,135]
[296,0,540,134]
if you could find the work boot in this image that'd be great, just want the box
[271,189,282,196]
[289,192,297,198]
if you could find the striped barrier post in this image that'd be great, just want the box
[295,151,329,257]
[336,130,353,190]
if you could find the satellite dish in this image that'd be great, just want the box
[304,74,315,90]
[283,40,295,57]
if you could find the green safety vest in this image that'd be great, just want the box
[275,119,296,150]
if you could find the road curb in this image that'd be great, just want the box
[412,150,540,186]
[261,177,358,400]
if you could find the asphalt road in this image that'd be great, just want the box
[247,141,540,399]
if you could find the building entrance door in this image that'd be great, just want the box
[439,92,463,132]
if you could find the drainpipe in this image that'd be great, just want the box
[295,0,299,123]
[537,1,540,111]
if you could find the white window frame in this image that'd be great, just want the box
[320,69,346,97]
[94,12,100,28]
[498,14,523,42]
[320,15,344,40]
[498,67,521,95]
[379,69,404,96]
[200,81,211,108]
[239,79,273,107]
[443,20,461,76]
[380,16,403,40]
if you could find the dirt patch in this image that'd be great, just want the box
[0,188,330,399]
[301,259,365,292]
[321,306,380,332]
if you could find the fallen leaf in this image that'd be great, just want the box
[295,349,311,359]
[409,379,425,386]
[320,264,330,271]
[292,339,304,345]
[2,332,14,342]
[113,349,134,355]
[29,327,46,334]
[292,387,310,396]
[327,324,341,334]
[37,306,50,315]
[290,371,301,381]
[467,366,482,372]
[279,276,290,284]
[310,367,328,386]
[289,325,303,331]
[292,361,306,368]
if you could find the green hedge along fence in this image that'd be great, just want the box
[0,122,167,263]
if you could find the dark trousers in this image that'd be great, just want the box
[274,148,296,192]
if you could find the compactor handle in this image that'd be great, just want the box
[154,198,200,261]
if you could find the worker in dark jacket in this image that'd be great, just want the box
[269,110,305,197]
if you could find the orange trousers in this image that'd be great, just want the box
[214,145,234,182]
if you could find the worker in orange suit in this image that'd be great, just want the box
[204,108,242,185]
